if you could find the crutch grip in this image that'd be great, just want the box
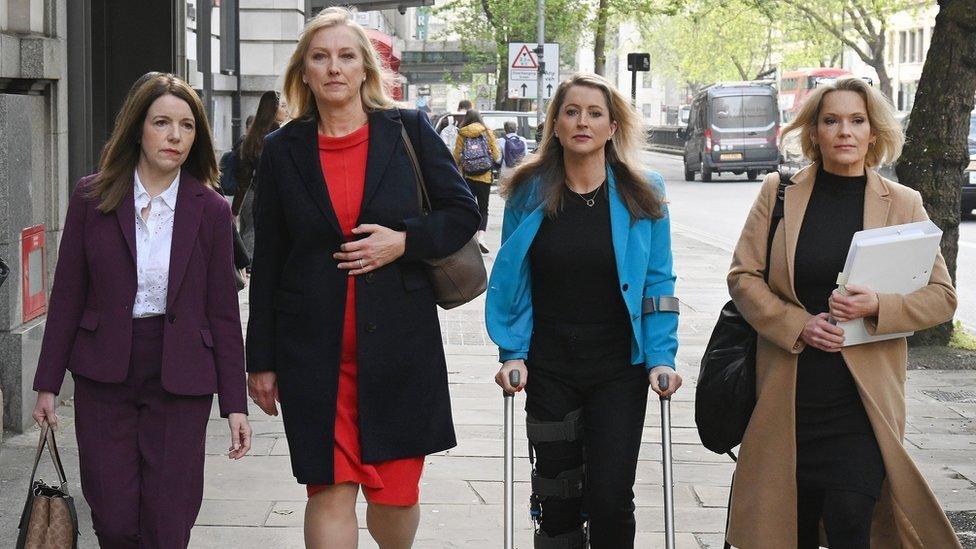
[658,373,671,401]
[504,369,521,397]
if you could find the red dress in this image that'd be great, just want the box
[306,124,425,506]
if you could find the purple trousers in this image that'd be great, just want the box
[73,316,213,549]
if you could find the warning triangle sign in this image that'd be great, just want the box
[512,45,538,69]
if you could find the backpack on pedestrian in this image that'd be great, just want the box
[460,133,494,176]
[502,135,526,168]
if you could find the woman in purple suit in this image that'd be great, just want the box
[30,73,251,548]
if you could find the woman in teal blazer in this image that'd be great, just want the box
[485,73,681,549]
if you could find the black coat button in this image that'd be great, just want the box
[366,322,377,333]
[622,283,629,291]
[365,272,375,283]
[167,313,176,324]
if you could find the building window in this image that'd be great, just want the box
[917,28,926,62]
[643,71,653,88]
[899,31,907,63]
[898,80,919,111]
[642,104,654,119]
[909,30,916,63]
[887,32,894,65]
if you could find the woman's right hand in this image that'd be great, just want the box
[247,372,279,416]
[495,360,527,394]
[32,391,58,428]
[800,312,845,352]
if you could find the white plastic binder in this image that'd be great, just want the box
[835,220,943,347]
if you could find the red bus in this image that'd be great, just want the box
[779,68,852,120]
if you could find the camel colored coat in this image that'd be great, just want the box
[726,164,960,548]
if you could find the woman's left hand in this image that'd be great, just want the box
[333,224,407,276]
[649,366,682,398]
[227,413,251,460]
[829,284,879,323]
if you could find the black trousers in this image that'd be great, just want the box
[464,177,490,231]
[525,325,649,549]
[797,486,877,549]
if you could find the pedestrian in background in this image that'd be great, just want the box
[436,98,471,146]
[486,72,681,549]
[233,90,287,257]
[497,120,528,184]
[453,109,500,253]
[218,114,254,200]
[245,7,479,549]
[726,77,960,548]
[31,72,251,548]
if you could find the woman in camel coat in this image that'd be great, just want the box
[726,77,960,548]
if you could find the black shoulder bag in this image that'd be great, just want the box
[695,172,792,460]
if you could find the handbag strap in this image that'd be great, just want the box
[397,114,433,216]
[762,171,793,283]
[27,424,70,491]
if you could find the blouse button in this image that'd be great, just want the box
[622,284,629,291]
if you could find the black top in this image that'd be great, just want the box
[529,182,630,331]
[793,166,884,496]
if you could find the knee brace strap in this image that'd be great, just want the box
[534,528,587,549]
[526,409,583,444]
[531,466,585,500]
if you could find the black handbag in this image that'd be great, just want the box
[398,116,487,310]
[17,424,79,549]
[695,172,792,459]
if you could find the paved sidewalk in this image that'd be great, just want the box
[2,193,974,548]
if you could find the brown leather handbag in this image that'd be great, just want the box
[399,125,487,310]
[17,424,79,549]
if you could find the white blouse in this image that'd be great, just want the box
[132,170,180,318]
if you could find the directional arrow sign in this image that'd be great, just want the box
[507,42,560,100]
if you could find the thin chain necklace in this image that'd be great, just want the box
[568,179,605,207]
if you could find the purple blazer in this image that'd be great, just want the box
[33,172,247,417]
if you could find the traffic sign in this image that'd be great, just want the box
[507,42,559,100]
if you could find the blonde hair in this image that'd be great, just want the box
[781,77,903,168]
[89,73,218,213]
[503,72,663,220]
[282,7,396,119]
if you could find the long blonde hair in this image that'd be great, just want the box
[88,73,218,212]
[781,77,903,168]
[502,73,664,220]
[282,7,396,120]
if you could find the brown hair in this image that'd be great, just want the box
[240,90,281,169]
[502,73,664,220]
[780,76,903,168]
[281,6,396,120]
[88,73,218,212]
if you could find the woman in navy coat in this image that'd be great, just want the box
[245,8,479,548]
[31,73,251,548]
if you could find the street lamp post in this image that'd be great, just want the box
[627,52,650,108]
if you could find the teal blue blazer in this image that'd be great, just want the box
[485,166,679,371]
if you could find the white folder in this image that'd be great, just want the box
[836,220,943,347]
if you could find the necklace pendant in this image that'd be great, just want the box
[585,198,595,207]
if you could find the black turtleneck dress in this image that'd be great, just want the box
[792,167,885,498]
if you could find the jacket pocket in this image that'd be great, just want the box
[200,328,215,348]
[79,309,99,331]
[273,289,305,314]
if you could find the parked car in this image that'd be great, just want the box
[680,81,780,182]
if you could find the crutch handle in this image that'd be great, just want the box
[510,370,521,386]
[657,373,669,391]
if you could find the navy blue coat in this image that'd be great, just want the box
[245,108,479,484]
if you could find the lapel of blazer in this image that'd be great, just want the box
[167,171,205,311]
[607,167,630,286]
[863,169,892,230]
[287,118,342,236]
[782,164,816,302]
[359,109,400,220]
[115,181,138,263]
